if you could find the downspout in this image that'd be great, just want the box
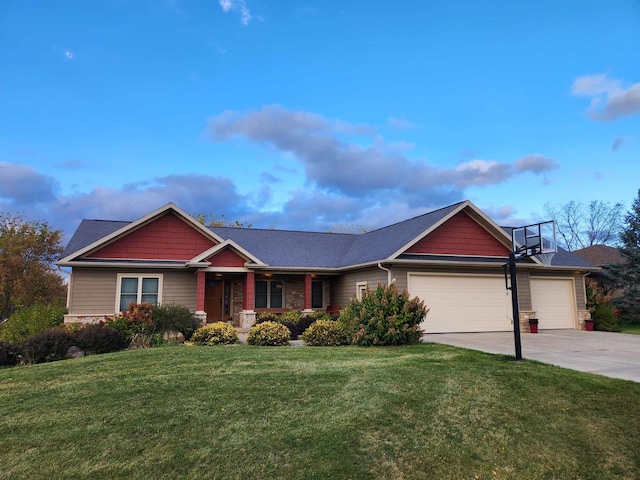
[378,263,392,286]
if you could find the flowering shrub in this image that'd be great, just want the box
[246,321,291,346]
[339,283,427,346]
[191,322,238,345]
[105,302,155,344]
[301,320,350,346]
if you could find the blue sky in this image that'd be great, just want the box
[1,0,639,240]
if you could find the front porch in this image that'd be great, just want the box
[194,271,332,329]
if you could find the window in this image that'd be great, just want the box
[116,274,162,312]
[312,280,323,308]
[356,282,368,301]
[255,280,284,308]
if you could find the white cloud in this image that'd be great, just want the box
[571,73,640,121]
[219,0,252,25]
[64,50,74,60]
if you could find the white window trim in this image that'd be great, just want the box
[255,279,285,309]
[356,281,368,301]
[115,273,163,313]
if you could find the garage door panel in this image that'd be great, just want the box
[410,274,512,333]
[530,278,575,329]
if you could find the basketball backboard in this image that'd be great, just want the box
[511,220,557,257]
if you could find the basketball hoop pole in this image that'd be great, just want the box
[507,251,523,361]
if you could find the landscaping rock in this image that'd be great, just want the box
[162,331,185,344]
[66,346,85,359]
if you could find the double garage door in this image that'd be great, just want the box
[408,273,576,333]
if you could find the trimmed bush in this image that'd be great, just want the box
[593,304,619,332]
[301,320,351,346]
[152,304,201,340]
[255,312,278,324]
[339,283,428,346]
[297,314,318,336]
[0,304,67,343]
[279,310,302,324]
[20,329,76,364]
[192,322,239,345]
[76,325,127,354]
[0,340,21,367]
[246,321,291,346]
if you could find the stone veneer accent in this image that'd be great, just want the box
[577,310,592,330]
[64,314,110,324]
[519,311,537,334]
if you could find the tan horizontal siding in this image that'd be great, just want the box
[68,267,198,315]
[162,271,197,310]
[68,268,118,314]
[330,268,388,307]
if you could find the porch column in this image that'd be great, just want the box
[195,271,206,323]
[243,271,255,310]
[240,271,256,329]
[303,273,313,311]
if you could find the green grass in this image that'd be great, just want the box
[619,320,640,335]
[1,344,639,480]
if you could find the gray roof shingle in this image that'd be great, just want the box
[60,202,593,270]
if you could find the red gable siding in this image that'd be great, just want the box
[404,212,510,256]
[207,248,247,267]
[86,212,216,260]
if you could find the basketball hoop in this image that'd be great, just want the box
[505,220,557,361]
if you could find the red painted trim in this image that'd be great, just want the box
[244,272,255,310]
[87,212,216,260]
[304,274,312,310]
[405,212,510,256]
[196,271,206,311]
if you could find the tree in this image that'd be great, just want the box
[0,214,66,320]
[608,189,640,322]
[327,224,370,233]
[543,200,623,251]
[192,212,252,228]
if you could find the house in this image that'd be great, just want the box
[573,245,625,298]
[57,201,596,333]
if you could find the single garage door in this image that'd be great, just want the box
[409,274,512,333]
[530,278,576,329]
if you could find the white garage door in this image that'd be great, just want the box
[530,278,576,329]
[409,274,513,333]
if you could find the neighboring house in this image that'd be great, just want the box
[572,245,625,298]
[57,201,596,333]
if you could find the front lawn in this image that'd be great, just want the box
[619,320,640,335]
[1,344,639,479]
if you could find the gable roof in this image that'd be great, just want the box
[59,201,594,271]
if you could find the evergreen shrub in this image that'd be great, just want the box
[152,304,201,340]
[192,322,239,345]
[301,320,351,346]
[246,321,291,346]
[0,340,20,367]
[20,329,76,364]
[76,325,127,354]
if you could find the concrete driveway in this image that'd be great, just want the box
[424,330,640,383]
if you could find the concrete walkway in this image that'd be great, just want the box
[424,330,640,383]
